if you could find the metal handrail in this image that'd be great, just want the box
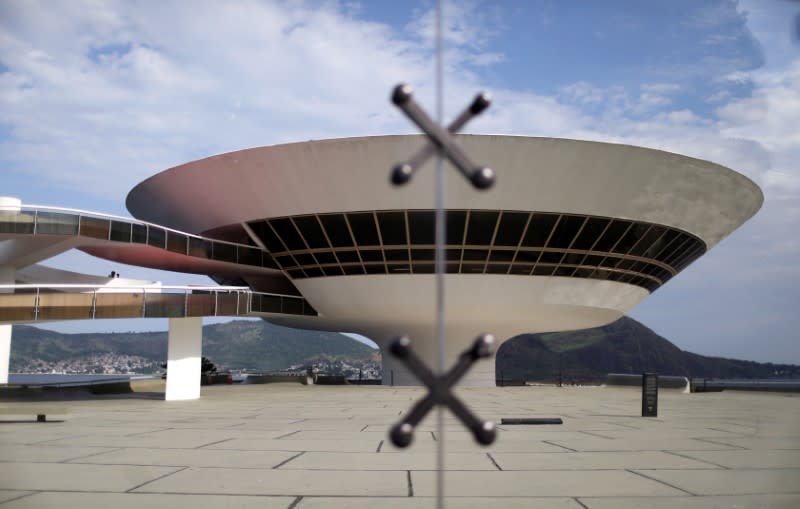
[0,283,251,292]
[1,204,250,251]
[0,284,313,320]
[0,205,277,270]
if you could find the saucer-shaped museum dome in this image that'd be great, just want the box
[127,135,762,385]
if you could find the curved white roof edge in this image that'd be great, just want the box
[127,134,763,248]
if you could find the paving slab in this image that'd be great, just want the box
[490,450,720,470]
[0,492,295,509]
[0,492,34,504]
[285,430,432,441]
[0,444,118,463]
[410,470,685,497]
[545,437,742,452]
[587,428,749,439]
[0,462,181,491]
[672,449,800,469]
[1,384,797,506]
[134,467,408,496]
[0,429,89,445]
[632,468,800,495]
[38,428,249,449]
[384,438,568,453]
[282,451,496,470]
[580,494,800,509]
[296,496,583,508]
[207,437,382,452]
[68,447,301,469]
[699,437,800,450]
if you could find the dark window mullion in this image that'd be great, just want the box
[600,221,634,270]
[458,210,470,274]
[372,211,388,274]
[289,216,322,269]
[668,237,702,270]
[342,214,366,274]
[558,216,588,277]
[651,230,684,263]
[606,222,640,271]
[266,221,307,277]
[638,225,670,261]
[535,214,563,272]
[316,214,346,274]
[404,210,412,274]
[589,221,631,275]
[509,212,534,275]
[580,218,614,279]
[660,235,693,268]
[482,211,503,274]
[623,223,654,259]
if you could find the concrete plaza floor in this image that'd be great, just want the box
[0,382,798,508]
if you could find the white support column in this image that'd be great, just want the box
[0,264,15,385]
[165,317,203,401]
[0,324,10,385]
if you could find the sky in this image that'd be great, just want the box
[1,0,798,364]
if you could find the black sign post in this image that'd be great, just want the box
[642,373,658,417]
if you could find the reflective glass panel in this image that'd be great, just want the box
[189,237,211,258]
[347,212,380,246]
[493,211,529,246]
[238,246,262,266]
[336,250,360,263]
[407,211,434,244]
[593,220,631,252]
[612,222,647,254]
[377,211,407,246]
[359,249,384,262]
[572,217,610,250]
[630,225,667,257]
[547,215,585,249]
[131,223,147,244]
[314,251,337,264]
[319,214,354,247]
[36,212,78,235]
[166,232,188,254]
[293,216,329,249]
[270,218,306,251]
[79,216,109,240]
[446,210,467,244]
[212,241,236,262]
[522,214,558,247]
[147,227,166,249]
[0,210,35,234]
[110,221,132,242]
[465,211,500,245]
[410,248,435,261]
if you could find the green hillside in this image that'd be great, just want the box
[10,320,376,372]
[11,316,798,381]
[496,316,800,382]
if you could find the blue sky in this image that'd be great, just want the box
[1,0,798,363]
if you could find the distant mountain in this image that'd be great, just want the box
[10,320,376,373]
[11,316,797,381]
[496,316,800,382]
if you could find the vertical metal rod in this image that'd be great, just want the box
[434,1,445,508]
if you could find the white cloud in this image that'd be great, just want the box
[1,1,799,362]
[0,1,523,203]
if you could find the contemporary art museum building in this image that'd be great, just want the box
[0,135,763,397]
